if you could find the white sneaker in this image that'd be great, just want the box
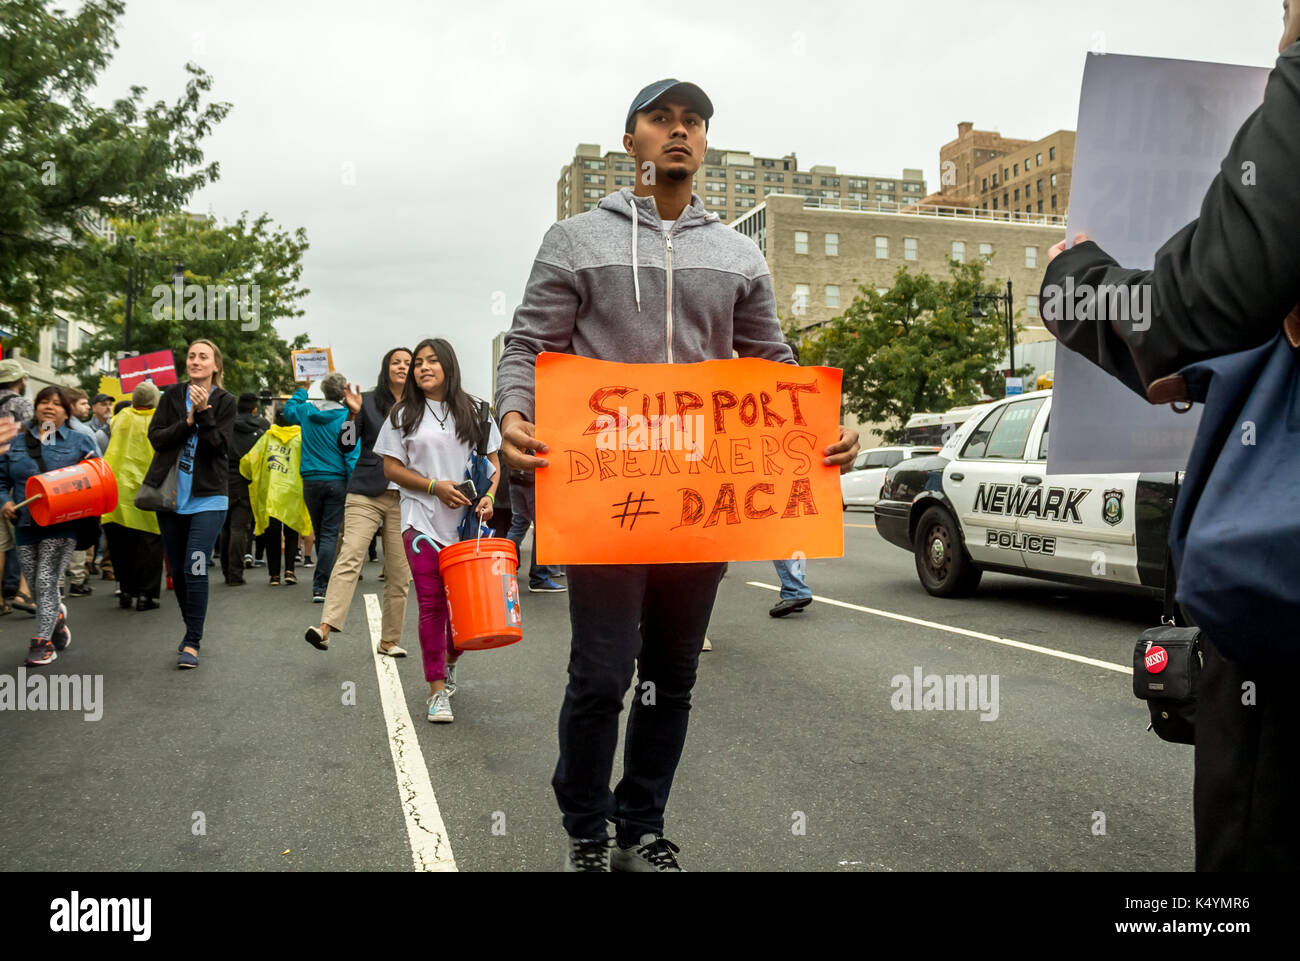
[376,643,407,657]
[427,690,454,723]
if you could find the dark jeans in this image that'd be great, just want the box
[158,509,225,648]
[263,517,300,579]
[219,484,253,581]
[1194,636,1300,869]
[302,477,347,594]
[507,481,556,587]
[102,522,163,600]
[3,549,19,595]
[552,562,724,844]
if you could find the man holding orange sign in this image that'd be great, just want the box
[496,79,859,872]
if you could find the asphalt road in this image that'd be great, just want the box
[0,517,1194,871]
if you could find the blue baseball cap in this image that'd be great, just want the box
[625,79,713,134]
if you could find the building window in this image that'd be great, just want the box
[736,198,756,208]
[1050,173,1058,187]
[992,173,998,187]
[825,233,838,256]
[707,195,727,206]
[875,194,895,204]
[846,192,868,202]
[791,174,812,185]
[1026,296,1040,319]
[1013,163,1019,177]
[792,187,813,197]
[705,181,726,192]
[583,202,597,211]
[735,184,755,194]
[992,197,998,210]
[903,182,923,193]
[793,284,810,310]
[820,177,840,187]
[614,176,633,186]
[1025,246,1038,268]
[825,285,840,308]
[583,160,606,170]
[764,173,785,182]
[707,167,726,178]
[848,178,869,189]
[904,238,918,261]
[819,189,838,199]
[979,242,993,260]
[794,231,808,254]
[951,241,965,263]
[1037,200,1043,213]
[735,169,755,180]
[875,236,889,259]
[614,160,635,172]
[583,188,605,198]
[583,174,605,184]
[1051,194,1058,208]
[875,180,895,191]
[1003,192,1009,208]
[1003,167,1009,182]
[1036,179,1042,195]
[1014,188,1020,202]
[981,177,988,191]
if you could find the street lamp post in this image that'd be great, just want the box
[120,237,183,356]
[970,280,1016,391]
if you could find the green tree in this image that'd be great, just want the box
[61,212,311,395]
[0,0,230,346]
[796,259,1026,443]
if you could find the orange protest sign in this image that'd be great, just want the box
[534,352,844,565]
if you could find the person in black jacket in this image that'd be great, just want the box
[304,346,413,655]
[143,339,237,669]
[218,393,266,586]
[1041,8,1300,871]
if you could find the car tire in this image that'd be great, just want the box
[913,506,982,598]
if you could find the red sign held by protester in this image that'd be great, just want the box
[118,350,178,392]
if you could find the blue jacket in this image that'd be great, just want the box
[282,389,359,481]
[0,423,101,544]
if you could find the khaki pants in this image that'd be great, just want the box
[321,491,410,647]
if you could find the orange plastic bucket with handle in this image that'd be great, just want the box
[24,459,119,526]
[438,536,523,651]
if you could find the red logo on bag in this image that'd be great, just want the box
[1145,646,1169,673]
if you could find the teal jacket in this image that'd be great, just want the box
[281,389,359,481]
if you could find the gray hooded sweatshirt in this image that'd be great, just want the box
[495,187,794,423]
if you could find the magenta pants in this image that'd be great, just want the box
[402,527,458,683]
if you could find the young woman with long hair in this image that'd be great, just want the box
[374,339,500,723]
[0,386,100,665]
[143,339,236,669]
[305,346,413,655]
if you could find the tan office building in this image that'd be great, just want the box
[558,144,926,224]
[732,194,1065,347]
[938,122,1075,219]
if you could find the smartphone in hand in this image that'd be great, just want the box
[453,479,477,503]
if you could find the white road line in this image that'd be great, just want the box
[364,593,458,871]
[746,582,1132,675]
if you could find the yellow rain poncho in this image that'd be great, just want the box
[240,424,313,537]
[101,406,161,534]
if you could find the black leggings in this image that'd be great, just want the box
[264,518,299,578]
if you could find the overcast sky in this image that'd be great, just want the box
[92,0,1286,399]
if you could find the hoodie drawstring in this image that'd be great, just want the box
[629,194,642,312]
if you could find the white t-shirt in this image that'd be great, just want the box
[372,399,501,547]
[661,219,675,235]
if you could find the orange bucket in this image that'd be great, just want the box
[24,459,118,526]
[439,537,522,651]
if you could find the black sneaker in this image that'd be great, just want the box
[564,836,613,872]
[119,593,133,609]
[69,582,93,597]
[136,597,160,611]
[611,834,684,872]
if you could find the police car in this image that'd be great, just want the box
[874,389,1179,598]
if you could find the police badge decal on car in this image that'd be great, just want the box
[1102,489,1124,526]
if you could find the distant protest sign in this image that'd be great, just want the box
[118,350,177,392]
[292,348,334,382]
[534,353,844,565]
[1049,52,1269,474]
